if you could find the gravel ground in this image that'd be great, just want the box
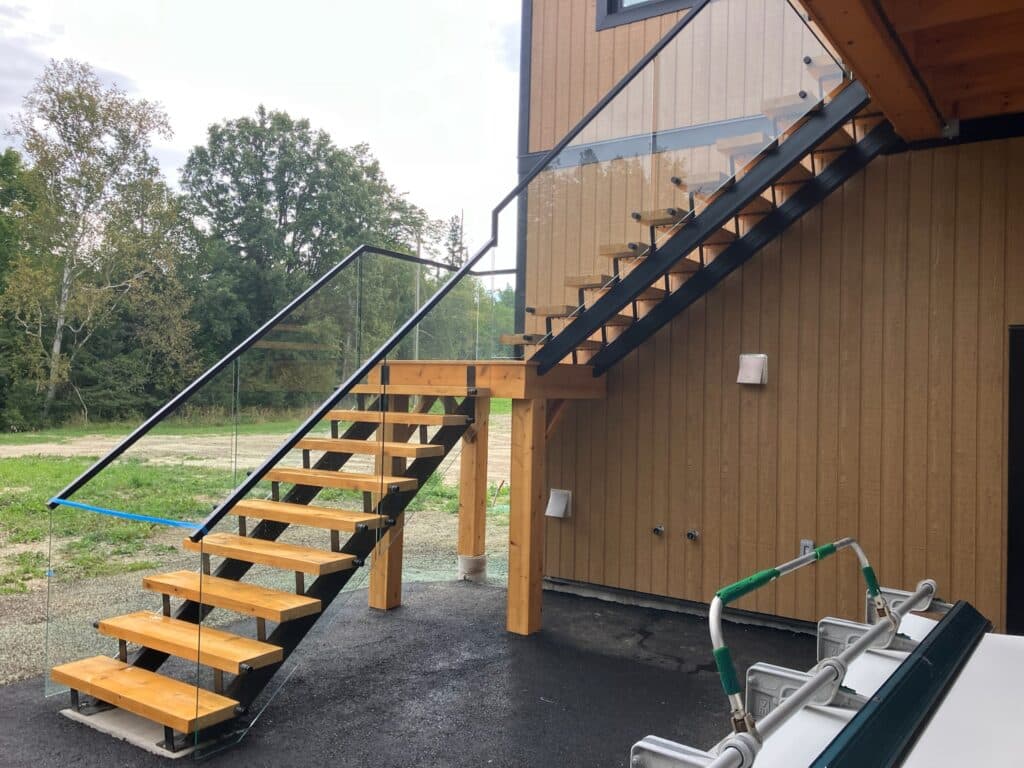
[0,412,513,483]
[0,504,511,686]
[0,415,513,684]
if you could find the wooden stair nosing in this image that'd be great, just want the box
[51,656,237,734]
[347,384,487,397]
[143,570,322,622]
[565,273,615,289]
[264,467,418,493]
[295,437,444,459]
[325,409,468,427]
[182,532,357,575]
[97,611,283,674]
[230,499,388,531]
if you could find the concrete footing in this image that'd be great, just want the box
[457,554,487,583]
[61,707,201,759]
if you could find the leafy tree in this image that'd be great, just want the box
[0,59,195,421]
[0,148,33,286]
[180,108,429,337]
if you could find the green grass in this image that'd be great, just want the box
[0,418,306,445]
[0,399,511,445]
[0,455,234,546]
[0,550,47,594]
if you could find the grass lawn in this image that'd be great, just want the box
[0,398,512,444]
[0,455,232,593]
[0,452,510,595]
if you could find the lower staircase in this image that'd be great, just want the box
[51,379,482,753]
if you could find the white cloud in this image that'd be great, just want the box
[1,0,523,268]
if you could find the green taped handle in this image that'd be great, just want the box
[714,646,741,696]
[716,568,780,605]
[862,565,880,597]
[814,542,836,560]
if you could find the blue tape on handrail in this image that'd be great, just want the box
[48,498,200,530]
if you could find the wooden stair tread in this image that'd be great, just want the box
[231,499,387,531]
[631,208,687,227]
[348,384,487,397]
[500,333,547,346]
[326,409,468,427]
[143,570,321,622]
[665,257,701,274]
[51,656,237,734]
[526,304,579,318]
[715,131,770,156]
[673,171,731,193]
[183,532,357,575]
[97,612,282,674]
[572,340,603,352]
[591,284,667,301]
[265,467,418,493]
[295,437,444,459]
[565,273,614,288]
[762,93,818,119]
[598,242,650,257]
[805,54,844,80]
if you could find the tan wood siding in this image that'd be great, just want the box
[540,138,1022,628]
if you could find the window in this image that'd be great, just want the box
[596,0,697,31]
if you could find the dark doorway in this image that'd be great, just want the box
[1009,328,1024,633]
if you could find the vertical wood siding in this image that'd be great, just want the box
[540,138,1023,628]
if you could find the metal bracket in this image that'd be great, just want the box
[865,584,951,624]
[745,662,866,719]
[630,735,715,767]
[818,616,919,660]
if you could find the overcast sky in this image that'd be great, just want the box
[0,1,522,267]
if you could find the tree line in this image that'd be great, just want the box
[0,60,512,430]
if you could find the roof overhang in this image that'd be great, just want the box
[800,0,1024,141]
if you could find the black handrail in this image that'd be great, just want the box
[185,0,729,541]
[48,244,462,507]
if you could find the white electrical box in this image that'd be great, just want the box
[738,353,768,385]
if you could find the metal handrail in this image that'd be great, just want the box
[48,244,465,507]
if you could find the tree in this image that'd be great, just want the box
[182,107,425,297]
[0,59,194,420]
[442,214,466,267]
[0,148,32,286]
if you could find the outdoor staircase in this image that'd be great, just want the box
[515,76,898,374]
[51,381,482,752]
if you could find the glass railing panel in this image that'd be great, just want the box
[190,381,393,757]
[43,502,206,752]
[524,0,843,346]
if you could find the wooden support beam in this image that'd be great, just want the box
[507,398,546,636]
[369,395,409,610]
[458,397,490,581]
[879,0,1022,34]
[802,0,945,140]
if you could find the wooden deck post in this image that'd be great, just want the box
[369,395,409,611]
[458,396,490,582]
[507,398,546,635]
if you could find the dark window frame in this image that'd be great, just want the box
[596,0,697,31]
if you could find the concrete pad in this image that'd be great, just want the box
[61,707,198,759]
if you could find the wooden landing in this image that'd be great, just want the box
[360,361,606,400]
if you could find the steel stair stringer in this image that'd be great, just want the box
[530,79,874,375]
[590,117,899,375]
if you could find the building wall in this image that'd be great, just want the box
[539,137,1024,628]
